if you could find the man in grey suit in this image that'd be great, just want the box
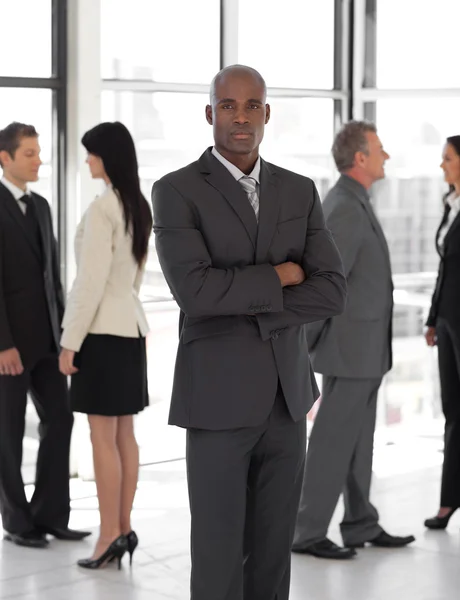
[152,65,346,599]
[292,121,415,560]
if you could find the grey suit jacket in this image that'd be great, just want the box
[308,175,393,379]
[152,148,346,430]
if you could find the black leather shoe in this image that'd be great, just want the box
[292,538,357,559]
[36,526,91,541]
[349,530,415,548]
[4,530,49,549]
[425,508,457,530]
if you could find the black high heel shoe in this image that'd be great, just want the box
[126,530,138,566]
[424,507,458,530]
[77,534,128,570]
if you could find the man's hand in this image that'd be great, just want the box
[274,262,306,287]
[59,348,79,376]
[425,327,437,347]
[0,348,24,376]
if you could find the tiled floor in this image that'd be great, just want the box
[2,452,460,600]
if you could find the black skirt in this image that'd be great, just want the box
[70,333,149,416]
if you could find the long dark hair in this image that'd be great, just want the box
[444,135,460,204]
[82,122,152,265]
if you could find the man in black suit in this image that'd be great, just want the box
[152,66,346,600]
[0,122,89,547]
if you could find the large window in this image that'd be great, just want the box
[354,0,460,436]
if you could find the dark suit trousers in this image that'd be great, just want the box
[436,318,460,507]
[293,376,383,548]
[0,354,73,534]
[186,387,306,600]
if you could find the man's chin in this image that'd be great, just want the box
[227,142,257,155]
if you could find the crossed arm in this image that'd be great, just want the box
[152,178,346,339]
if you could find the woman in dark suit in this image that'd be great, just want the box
[425,135,460,529]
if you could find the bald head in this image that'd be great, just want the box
[205,64,270,172]
[210,65,267,104]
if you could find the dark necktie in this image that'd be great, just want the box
[19,195,42,256]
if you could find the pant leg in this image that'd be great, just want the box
[243,391,306,600]
[436,318,460,508]
[0,372,33,534]
[293,376,380,548]
[187,423,262,600]
[28,354,73,529]
[340,379,383,546]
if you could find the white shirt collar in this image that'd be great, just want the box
[1,176,30,201]
[446,191,460,211]
[211,147,261,184]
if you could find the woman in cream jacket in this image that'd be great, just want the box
[59,122,152,569]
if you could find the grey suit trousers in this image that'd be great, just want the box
[293,376,383,548]
[187,388,306,600]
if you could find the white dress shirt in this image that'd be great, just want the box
[438,191,460,249]
[211,147,261,185]
[0,176,30,214]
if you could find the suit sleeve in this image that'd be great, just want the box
[256,182,347,341]
[0,226,14,351]
[61,200,114,352]
[44,201,65,324]
[426,270,441,327]
[152,178,284,318]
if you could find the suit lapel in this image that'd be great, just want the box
[255,160,281,264]
[435,205,450,255]
[0,183,42,263]
[200,149,257,249]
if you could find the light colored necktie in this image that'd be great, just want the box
[239,176,259,222]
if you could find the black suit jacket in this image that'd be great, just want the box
[427,203,460,327]
[0,182,64,365]
[152,148,346,430]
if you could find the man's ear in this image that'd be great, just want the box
[265,104,271,125]
[205,105,213,125]
[0,150,11,169]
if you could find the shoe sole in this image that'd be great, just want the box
[3,534,48,549]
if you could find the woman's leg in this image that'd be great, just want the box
[116,415,140,534]
[88,415,122,556]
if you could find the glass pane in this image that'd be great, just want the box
[101,0,220,83]
[263,97,336,196]
[375,0,460,89]
[0,88,53,208]
[0,0,52,77]
[238,0,335,89]
[367,98,458,436]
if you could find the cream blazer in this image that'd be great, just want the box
[61,186,150,352]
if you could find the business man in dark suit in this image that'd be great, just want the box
[292,121,415,560]
[0,122,90,547]
[152,65,346,599]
